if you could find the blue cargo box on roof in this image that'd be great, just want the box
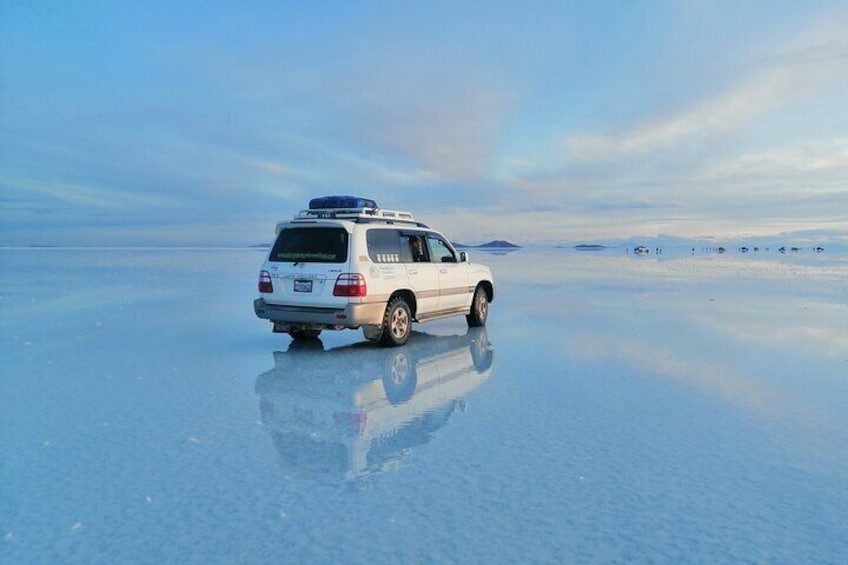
[309,196,378,210]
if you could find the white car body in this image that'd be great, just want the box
[254,200,494,345]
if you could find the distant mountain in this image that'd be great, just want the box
[574,244,608,251]
[480,240,521,248]
[455,240,521,249]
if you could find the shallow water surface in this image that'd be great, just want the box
[2,248,847,563]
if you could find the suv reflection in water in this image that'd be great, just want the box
[255,328,494,481]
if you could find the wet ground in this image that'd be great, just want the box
[2,247,847,563]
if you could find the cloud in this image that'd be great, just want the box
[4,3,845,245]
[566,13,848,161]
[243,159,289,177]
[586,200,682,212]
[2,176,180,210]
[191,37,516,188]
[696,138,848,190]
[360,84,513,180]
[485,9,848,242]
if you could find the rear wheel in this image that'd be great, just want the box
[380,296,412,347]
[289,329,322,340]
[466,286,489,327]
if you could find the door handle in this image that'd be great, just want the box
[408,269,418,275]
[439,269,448,274]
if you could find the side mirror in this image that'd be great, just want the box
[459,251,469,262]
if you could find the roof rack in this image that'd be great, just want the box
[293,207,423,225]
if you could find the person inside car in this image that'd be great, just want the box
[410,236,427,262]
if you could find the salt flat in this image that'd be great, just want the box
[2,247,846,563]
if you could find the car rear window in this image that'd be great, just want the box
[269,227,349,263]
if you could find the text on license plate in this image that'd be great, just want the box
[293,279,313,293]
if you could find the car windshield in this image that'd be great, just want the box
[269,227,348,263]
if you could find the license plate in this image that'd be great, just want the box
[293,279,313,293]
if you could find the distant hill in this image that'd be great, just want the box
[479,240,521,248]
[455,240,521,249]
[574,244,608,251]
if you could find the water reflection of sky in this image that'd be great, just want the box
[488,248,847,434]
[1,248,846,563]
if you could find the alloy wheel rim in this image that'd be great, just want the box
[391,307,409,338]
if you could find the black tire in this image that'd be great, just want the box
[380,296,412,347]
[382,351,417,404]
[466,286,489,327]
[289,329,322,340]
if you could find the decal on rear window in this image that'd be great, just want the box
[270,228,348,263]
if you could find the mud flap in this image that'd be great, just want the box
[362,324,383,341]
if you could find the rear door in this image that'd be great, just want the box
[265,225,350,306]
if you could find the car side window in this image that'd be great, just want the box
[401,234,430,263]
[428,236,456,263]
[366,229,402,263]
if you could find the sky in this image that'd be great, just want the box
[1,1,847,246]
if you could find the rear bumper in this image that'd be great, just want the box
[254,298,385,329]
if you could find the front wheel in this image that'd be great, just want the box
[466,286,489,327]
[380,296,412,347]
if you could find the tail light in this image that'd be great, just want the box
[258,271,274,293]
[333,273,367,297]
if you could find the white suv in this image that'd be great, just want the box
[254,196,494,346]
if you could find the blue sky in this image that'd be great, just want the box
[2,1,847,245]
